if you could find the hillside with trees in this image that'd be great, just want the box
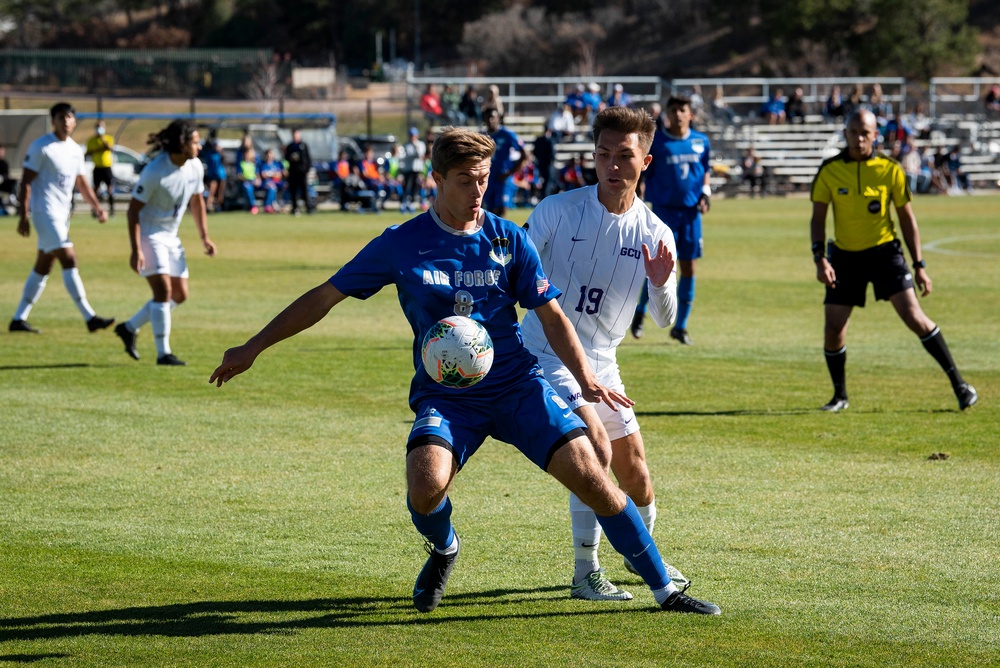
[0,0,997,80]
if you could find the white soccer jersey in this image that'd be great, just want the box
[521,185,677,372]
[133,152,205,239]
[23,133,85,226]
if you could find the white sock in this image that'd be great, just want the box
[436,534,459,556]
[652,582,680,605]
[570,492,601,582]
[127,299,175,333]
[61,268,96,320]
[14,271,48,321]
[150,301,172,356]
[636,501,657,536]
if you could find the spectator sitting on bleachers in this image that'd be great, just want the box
[761,88,786,125]
[547,104,577,142]
[459,85,482,126]
[258,148,285,214]
[904,103,932,140]
[946,146,971,195]
[842,84,864,120]
[512,150,537,207]
[606,83,632,108]
[825,85,845,121]
[419,84,445,126]
[867,83,892,127]
[481,84,505,120]
[741,148,767,197]
[884,114,911,146]
[564,83,588,124]
[689,85,706,124]
[711,86,736,123]
[985,84,1000,118]
[559,155,585,191]
[583,83,604,124]
[786,87,806,124]
[238,146,261,214]
[901,136,922,193]
[360,145,387,209]
[440,84,465,125]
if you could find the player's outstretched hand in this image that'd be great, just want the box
[210,345,258,387]
[642,240,675,288]
[581,382,635,413]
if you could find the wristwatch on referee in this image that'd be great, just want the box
[812,241,825,263]
[912,259,926,270]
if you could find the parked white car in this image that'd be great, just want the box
[81,144,148,199]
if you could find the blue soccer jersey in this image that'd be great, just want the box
[329,209,560,406]
[644,128,711,208]
[489,127,525,183]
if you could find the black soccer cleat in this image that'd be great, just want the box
[86,315,115,332]
[9,319,40,333]
[660,587,721,615]
[822,396,849,412]
[630,312,644,339]
[413,535,460,613]
[669,327,693,346]
[114,323,140,360]
[156,353,187,366]
[955,383,978,411]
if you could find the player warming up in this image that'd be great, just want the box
[210,127,720,616]
[522,106,708,603]
[115,120,216,366]
[631,95,711,345]
[811,109,977,412]
[10,102,114,335]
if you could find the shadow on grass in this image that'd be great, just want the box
[0,587,638,642]
[0,655,70,664]
[0,364,93,371]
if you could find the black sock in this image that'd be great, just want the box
[824,346,847,399]
[921,327,964,389]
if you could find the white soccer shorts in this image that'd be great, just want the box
[534,350,639,441]
[140,235,189,278]
[33,216,73,254]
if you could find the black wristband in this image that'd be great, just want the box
[812,241,825,263]
[913,259,926,269]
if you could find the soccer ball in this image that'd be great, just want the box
[421,316,494,388]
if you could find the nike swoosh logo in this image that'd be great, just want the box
[571,237,587,242]
[418,249,433,255]
[581,542,598,548]
[632,544,651,559]
[624,417,633,425]
[563,412,573,418]
[414,588,424,596]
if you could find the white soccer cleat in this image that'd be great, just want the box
[570,569,633,601]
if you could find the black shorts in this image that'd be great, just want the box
[824,239,913,308]
[93,167,113,189]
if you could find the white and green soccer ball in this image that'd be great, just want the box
[421,316,494,388]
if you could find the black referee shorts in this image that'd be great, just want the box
[824,239,913,307]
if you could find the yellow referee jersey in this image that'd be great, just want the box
[810,149,911,252]
[86,134,114,169]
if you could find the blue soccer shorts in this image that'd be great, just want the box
[406,375,586,471]
[653,204,703,262]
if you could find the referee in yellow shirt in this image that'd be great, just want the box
[810,108,977,412]
[86,120,115,216]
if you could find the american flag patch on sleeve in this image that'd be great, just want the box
[536,278,550,295]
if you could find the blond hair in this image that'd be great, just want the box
[431,127,496,176]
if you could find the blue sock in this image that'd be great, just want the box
[595,497,668,590]
[407,495,455,552]
[634,280,649,316]
[676,276,695,330]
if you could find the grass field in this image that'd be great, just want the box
[1,195,998,667]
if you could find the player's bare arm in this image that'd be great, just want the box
[126,199,145,274]
[211,282,347,386]
[190,192,216,257]
[896,202,931,297]
[75,174,107,223]
[810,201,836,288]
[15,169,36,237]
[532,299,634,411]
